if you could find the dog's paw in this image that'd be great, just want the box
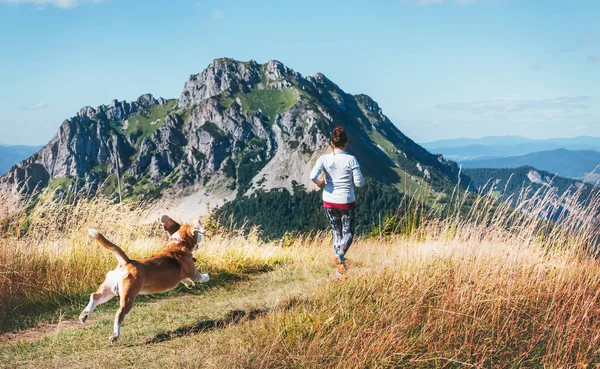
[79,311,89,324]
[182,280,195,289]
[109,333,119,344]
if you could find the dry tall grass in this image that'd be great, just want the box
[0,191,162,330]
[228,233,600,368]
[1,178,600,367]
[0,190,304,331]
[216,180,600,368]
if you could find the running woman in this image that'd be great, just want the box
[310,126,364,274]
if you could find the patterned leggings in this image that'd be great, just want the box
[324,207,356,256]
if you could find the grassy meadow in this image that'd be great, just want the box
[1,181,600,368]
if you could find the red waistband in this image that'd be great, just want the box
[323,201,356,210]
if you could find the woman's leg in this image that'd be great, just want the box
[324,208,342,255]
[339,208,356,255]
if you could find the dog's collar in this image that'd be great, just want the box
[169,233,187,246]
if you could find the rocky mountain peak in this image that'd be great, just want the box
[179,58,261,108]
[178,58,304,109]
[354,94,382,115]
[78,106,96,119]
[264,59,301,88]
[75,94,164,121]
[309,72,340,91]
[136,93,159,108]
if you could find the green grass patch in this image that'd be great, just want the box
[368,129,396,154]
[91,164,109,175]
[124,99,177,138]
[99,174,119,199]
[219,96,235,109]
[200,122,231,142]
[237,88,298,124]
[46,177,72,193]
[355,97,380,125]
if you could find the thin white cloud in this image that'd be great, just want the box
[0,0,106,9]
[437,96,591,113]
[19,101,48,111]
[211,9,223,19]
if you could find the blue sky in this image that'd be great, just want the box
[0,0,599,145]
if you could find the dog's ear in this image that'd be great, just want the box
[191,219,206,235]
[160,215,181,237]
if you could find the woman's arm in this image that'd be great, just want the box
[351,157,364,187]
[310,157,325,188]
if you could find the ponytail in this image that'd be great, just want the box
[331,126,348,148]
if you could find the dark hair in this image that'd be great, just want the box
[331,126,348,148]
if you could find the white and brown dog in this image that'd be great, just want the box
[79,215,209,343]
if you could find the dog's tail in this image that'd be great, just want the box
[88,228,130,266]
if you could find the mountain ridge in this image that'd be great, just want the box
[423,135,600,149]
[1,58,467,216]
[461,149,600,183]
[423,136,600,162]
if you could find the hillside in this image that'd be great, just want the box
[465,166,593,202]
[0,145,42,176]
[461,149,600,182]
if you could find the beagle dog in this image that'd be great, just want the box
[79,215,209,343]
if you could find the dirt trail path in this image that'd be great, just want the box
[0,319,84,343]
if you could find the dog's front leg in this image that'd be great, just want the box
[193,270,210,283]
[181,278,195,288]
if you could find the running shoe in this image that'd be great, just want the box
[333,252,347,274]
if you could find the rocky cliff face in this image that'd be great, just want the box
[1,57,467,207]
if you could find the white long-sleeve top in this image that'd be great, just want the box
[310,149,364,204]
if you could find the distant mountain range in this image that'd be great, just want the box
[459,149,600,183]
[422,136,600,184]
[423,136,600,161]
[0,145,43,176]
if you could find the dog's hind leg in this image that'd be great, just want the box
[79,282,115,324]
[109,280,141,344]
